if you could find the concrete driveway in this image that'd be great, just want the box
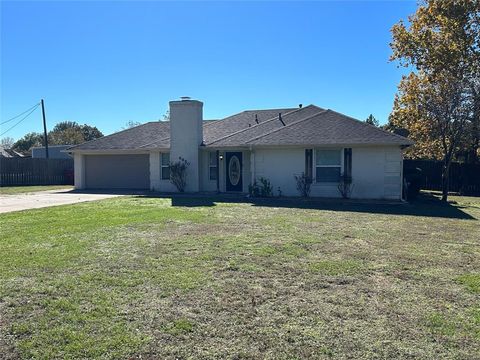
[0,189,121,214]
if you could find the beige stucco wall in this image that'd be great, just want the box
[199,150,218,192]
[251,146,403,199]
[149,151,178,192]
[352,146,403,199]
[254,148,304,196]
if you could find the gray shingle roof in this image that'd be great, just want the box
[68,105,412,151]
[68,122,170,151]
[206,105,324,147]
[203,108,296,144]
[244,110,412,146]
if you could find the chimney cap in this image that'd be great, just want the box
[180,96,191,101]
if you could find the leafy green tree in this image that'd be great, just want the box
[467,85,480,162]
[48,126,85,145]
[12,132,43,154]
[365,114,379,127]
[48,121,103,145]
[12,122,103,153]
[389,73,445,161]
[51,121,78,133]
[80,124,103,142]
[389,0,479,201]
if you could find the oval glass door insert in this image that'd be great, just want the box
[228,155,241,186]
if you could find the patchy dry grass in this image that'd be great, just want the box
[0,185,73,195]
[0,194,479,359]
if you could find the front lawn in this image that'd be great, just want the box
[0,194,479,359]
[0,185,73,195]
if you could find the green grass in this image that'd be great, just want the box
[0,193,479,359]
[309,259,364,275]
[0,185,73,195]
[163,319,195,335]
[457,274,480,293]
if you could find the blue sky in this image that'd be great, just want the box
[1,1,417,141]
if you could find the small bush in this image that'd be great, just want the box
[169,157,190,192]
[248,177,273,197]
[337,174,354,199]
[294,172,313,197]
[248,181,260,197]
[258,177,273,197]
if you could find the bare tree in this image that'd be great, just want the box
[122,120,142,130]
[1,137,15,148]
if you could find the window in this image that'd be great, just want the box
[316,149,342,182]
[344,148,352,178]
[161,152,170,180]
[305,149,313,181]
[209,152,218,181]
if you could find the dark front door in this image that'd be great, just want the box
[225,152,243,192]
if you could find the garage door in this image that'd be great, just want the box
[85,154,150,189]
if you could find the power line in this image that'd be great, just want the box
[0,103,40,126]
[0,105,40,137]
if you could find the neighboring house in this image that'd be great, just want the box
[0,146,24,158]
[32,145,72,159]
[68,98,413,199]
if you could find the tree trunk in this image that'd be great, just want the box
[441,158,451,202]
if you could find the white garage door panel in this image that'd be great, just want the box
[85,154,150,189]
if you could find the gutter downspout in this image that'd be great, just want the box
[400,147,405,201]
[216,150,220,193]
[249,145,255,186]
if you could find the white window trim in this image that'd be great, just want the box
[313,148,344,185]
[209,152,218,181]
[161,152,170,180]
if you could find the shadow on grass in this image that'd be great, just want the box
[161,192,476,220]
[68,189,476,220]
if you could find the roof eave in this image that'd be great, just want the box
[67,148,155,154]
[204,141,413,148]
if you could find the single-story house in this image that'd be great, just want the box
[68,98,413,199]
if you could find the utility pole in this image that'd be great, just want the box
[41,99,49,159]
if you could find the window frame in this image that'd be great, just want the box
[314,148,343,184]
[161,152,170,180]
[208,152,218,181]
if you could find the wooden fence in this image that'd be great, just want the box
[0,158,74,187]
[404,159,480,196]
